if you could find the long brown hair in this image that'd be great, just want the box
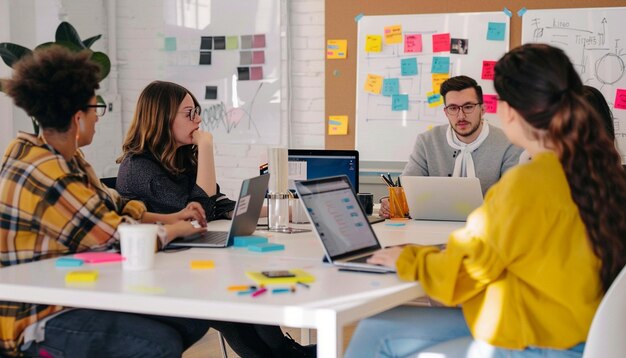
[117,81,199,175]
[494,44,626,291]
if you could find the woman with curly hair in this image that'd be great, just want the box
[345,44,626,357]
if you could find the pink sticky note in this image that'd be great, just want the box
[481,61,497,80]
[615,89,626,110]
[253,34,266,48]
[483,94,498,113]
[74,252,124,263]
[404,34,422,53]
[252,51,265,64]
[250,66,263,80]
[432,33,451,52]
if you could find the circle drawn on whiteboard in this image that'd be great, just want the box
[595,53,625,85]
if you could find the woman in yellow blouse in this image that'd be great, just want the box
[345,44,626,357]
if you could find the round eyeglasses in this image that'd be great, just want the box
[86,104,107,117]
[444,103,482,116]
[178,106,202,121]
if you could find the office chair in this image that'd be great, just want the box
[100,176,117,189]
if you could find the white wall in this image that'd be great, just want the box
[0,0,325,200]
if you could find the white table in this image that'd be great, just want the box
[0,219,463,357]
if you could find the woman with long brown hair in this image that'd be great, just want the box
[345,44,626,357]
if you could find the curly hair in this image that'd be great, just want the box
[440,75,483,105]
[583,85,615,140]
[2,45,101,132]
[117,81,198,175]
[494,43,626,292]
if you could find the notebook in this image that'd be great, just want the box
[294,175,396,273]
[401,176,483,222]
[166,174,270,248]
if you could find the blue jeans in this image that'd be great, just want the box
[345,306,585,358]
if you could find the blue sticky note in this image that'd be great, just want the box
[382,78,400,97]
[431,57,450,74]
[248,243,285,252]
[233,236,268,247]
[385,222,406,227]
[401,58,418,76]
[56,257,84,268]
[503,7,512,18]
[164,37,177,51]
[354,13,364,23]
[517,7,527,17]
[487,22,506,41]
[391,94,409,111]
[427,93,442,104]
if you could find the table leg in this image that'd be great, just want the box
[316,309,342,358]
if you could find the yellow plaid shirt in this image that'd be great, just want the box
[0,133,146,356]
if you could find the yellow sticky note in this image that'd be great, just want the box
[384,25,402,44]
[364,74,383,94]
[365,35,382,52]
[327,39,347,59]
[427,91,444,108]
[431,73,449,94]
[65,270,98,283]
[328,115,348,135]
[190,260,214,269]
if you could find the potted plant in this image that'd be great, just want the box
[0,21,111,134]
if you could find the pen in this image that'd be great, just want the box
[228,285,257,291]
[380,174,394,187]
[296,281,310,289]
[237,289,257,296]
[251,287,268,297]
[396,176,401,187]
[271,288,292,294]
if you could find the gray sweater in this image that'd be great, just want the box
[402,124,523,194]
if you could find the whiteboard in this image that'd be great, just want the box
[522,7,626,162]
[163,0,281,145]
[356,12,510,162]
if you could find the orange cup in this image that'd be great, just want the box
[388,187,409,219]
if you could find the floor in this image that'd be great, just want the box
[183,325,357,357]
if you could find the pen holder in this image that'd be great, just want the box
[388,187,409,219]
[268,193,290,229]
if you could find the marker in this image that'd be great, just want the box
[228,285,257,291]
[237,289,256,296]
[297,281,310,289]
[251,288,268,297]
[271,288,292,294]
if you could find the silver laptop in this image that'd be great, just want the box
[166,174,269,248]
[401,176,483,222]
[294,175,395,273]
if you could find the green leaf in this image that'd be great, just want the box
[82,35,102,49]
[96,94,106,105]
[91,52,111,81]
[55,21,86,49]
[0,43,32,67]
[54,40,85,53]
[34,42,55,51]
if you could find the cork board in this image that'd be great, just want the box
[325,0,626,150]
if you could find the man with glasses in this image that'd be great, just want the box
[379,75,522,218]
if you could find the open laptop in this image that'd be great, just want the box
[294,175,395,273]
[166,174,269,248]
[401,176,483,222]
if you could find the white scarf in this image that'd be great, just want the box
[446,121,489,177]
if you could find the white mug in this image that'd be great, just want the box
[118,224,159,271]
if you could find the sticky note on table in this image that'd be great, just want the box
[431,73,449,94]
[164,37,177,51]
[364,74,383,94]
[392,94,409,111]
[328,115,348,135]
[615,89,626,110]
[74,252,123,263]
[427,91,443,108]
[483,94,498,113]
[487,22,506,41]
[481,61,497,80]
[56,257,84,268]
[384,25,402,44]
[404,34,422,53]
[432,33,451,52]
[365,35,382,52]
[248,243,285,252]
[431,57,450,74]
[401,58,418,76]
[190,260,215,269]
[65,270,98,283]
[327,39,348,59]
[382,78,400,97]
[233,236,268,247]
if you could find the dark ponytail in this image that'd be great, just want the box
[494,44,626,292]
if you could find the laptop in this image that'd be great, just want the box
[166,174,270,248]
[294,175,395,273]
[401,176,483,222]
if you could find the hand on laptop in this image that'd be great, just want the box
[367,246,404,268]
[379,198,390,218]
[172,202,207,227]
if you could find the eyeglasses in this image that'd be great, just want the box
[179,106,202,121]
[444,103,482,116]
[86,104,107,117]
